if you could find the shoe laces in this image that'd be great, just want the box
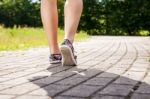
[50,54,62,60]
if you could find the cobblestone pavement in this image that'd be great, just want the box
[0,36,150,99]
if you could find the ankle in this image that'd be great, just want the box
[50,48,60,54]
[64,38,73,44]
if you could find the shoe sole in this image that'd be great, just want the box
[60,45,77,66]
[50,61,61,64]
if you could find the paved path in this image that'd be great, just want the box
[0,36,150,99]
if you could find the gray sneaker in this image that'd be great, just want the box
[49,54,62,64]
[60,39,77,66]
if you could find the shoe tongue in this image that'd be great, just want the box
[53,54,62,60]
[62,39,72,46]
[62,39,74,52]
[65,39,72,44]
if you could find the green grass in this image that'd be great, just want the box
[0,26,89,51]
[137,30,150,36]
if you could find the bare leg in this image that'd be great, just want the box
[60,0,83,66]
[64,0,83,43]
[41,0,60,54]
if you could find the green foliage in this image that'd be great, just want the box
[105,0,150,36]
[0,0,150,36]
[0,0,41,27]
[58,0,64,28]
[80,0,150,36]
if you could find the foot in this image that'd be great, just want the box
[60,39,77,66]
[49,54,62,64]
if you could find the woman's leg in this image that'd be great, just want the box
[64,0,83,43]
[41,0,60,54]
[60,0,83,66]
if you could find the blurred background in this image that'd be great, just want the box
[0,0,150,51]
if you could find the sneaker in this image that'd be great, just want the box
[60,39,77,66]
[49,54,62,64]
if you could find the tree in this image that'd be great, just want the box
[0,0,150,36]
[0,0,41,27]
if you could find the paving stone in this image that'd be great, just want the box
[118,60,134,65]
[113,64,130,69]
[131,93,150,99]
[99,84,133,96]
[132,63,149,68]
[0,71,12,76]
[147,72,150,76]
[142,76,150,84]
[29,84,71,97]
[96,72,118,78]
[54,96,84,99]
[23,67,47,72]
[92,95,125,99]
[31,76,63,86]
[92,63,111,71]
[0,84,14,91]
[52,71,75,77]
[61,85,102,97]
[1,71,34,78]
[25,71,53,79]
[106,59,119,64]
[75,69,102,78]
[0,95,15,99]
[55,76,88,85]
[77,58,91,65]
[123,71,145,81]
[113,77,139,85]
[135,83,150,94]
[0,77,11,82]
[3,71,50,78]
[15,95,51,99]
[0,77,29,85]
[47,66,71,73]
[81,60,100,66]
[135,59,149,64]
[106,68,126,75]
[67,67,84,72]
[129,67,147,72]
[0,83,41,95]
[83,77,114,86]
[77,65,93,69]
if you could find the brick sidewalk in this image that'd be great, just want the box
[0,36,150,99]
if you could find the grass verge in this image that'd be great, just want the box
[0,26,89,51]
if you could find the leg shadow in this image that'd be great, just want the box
[28,64,150,99]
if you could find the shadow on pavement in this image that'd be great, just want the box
[28,63,150,99]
